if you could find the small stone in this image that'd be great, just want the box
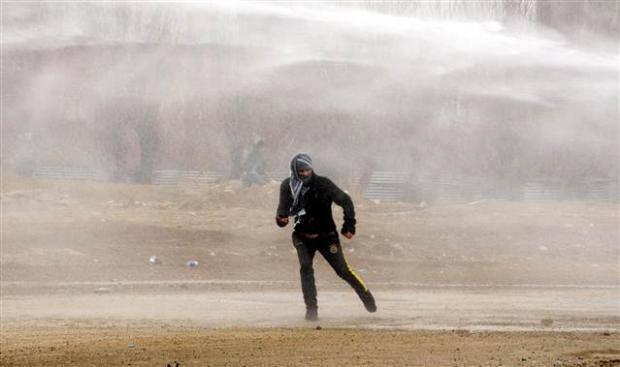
[315,326,322,330]
[541,318,554,327]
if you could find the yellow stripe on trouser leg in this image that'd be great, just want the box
[344,258,368,292]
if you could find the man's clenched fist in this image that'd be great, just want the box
[276,216,289,227]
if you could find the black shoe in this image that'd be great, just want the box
[305,307,318,321]
[360,291,377,313]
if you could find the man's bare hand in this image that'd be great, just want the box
[276,216,289,227]
[342,232,354,239]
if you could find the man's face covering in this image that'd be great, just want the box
[297,168,313,185]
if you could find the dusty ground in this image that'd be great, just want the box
[2,322,619,367]
[1,176,617,285]
[1,176,619,366]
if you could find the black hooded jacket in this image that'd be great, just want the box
[276,174,356,236]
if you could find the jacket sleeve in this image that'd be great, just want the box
[276,179,292,218]
[326,178,356,235]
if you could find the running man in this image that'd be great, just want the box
[276,153,377,321]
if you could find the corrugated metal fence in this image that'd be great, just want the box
[362,172,617,202]
[32,166,107,181]
[30,166,617,202]
[151,170,224,188]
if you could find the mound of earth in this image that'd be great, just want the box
[1,176,618,287]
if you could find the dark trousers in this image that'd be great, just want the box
[292,232,369,309]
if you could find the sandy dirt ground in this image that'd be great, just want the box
[1,176,619,366]
[2,323,619,367]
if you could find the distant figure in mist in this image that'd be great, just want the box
[276,153,377,321]
[241,139,267,187]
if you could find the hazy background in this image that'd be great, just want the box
[1,0,618,201]
[1,3,619,340]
